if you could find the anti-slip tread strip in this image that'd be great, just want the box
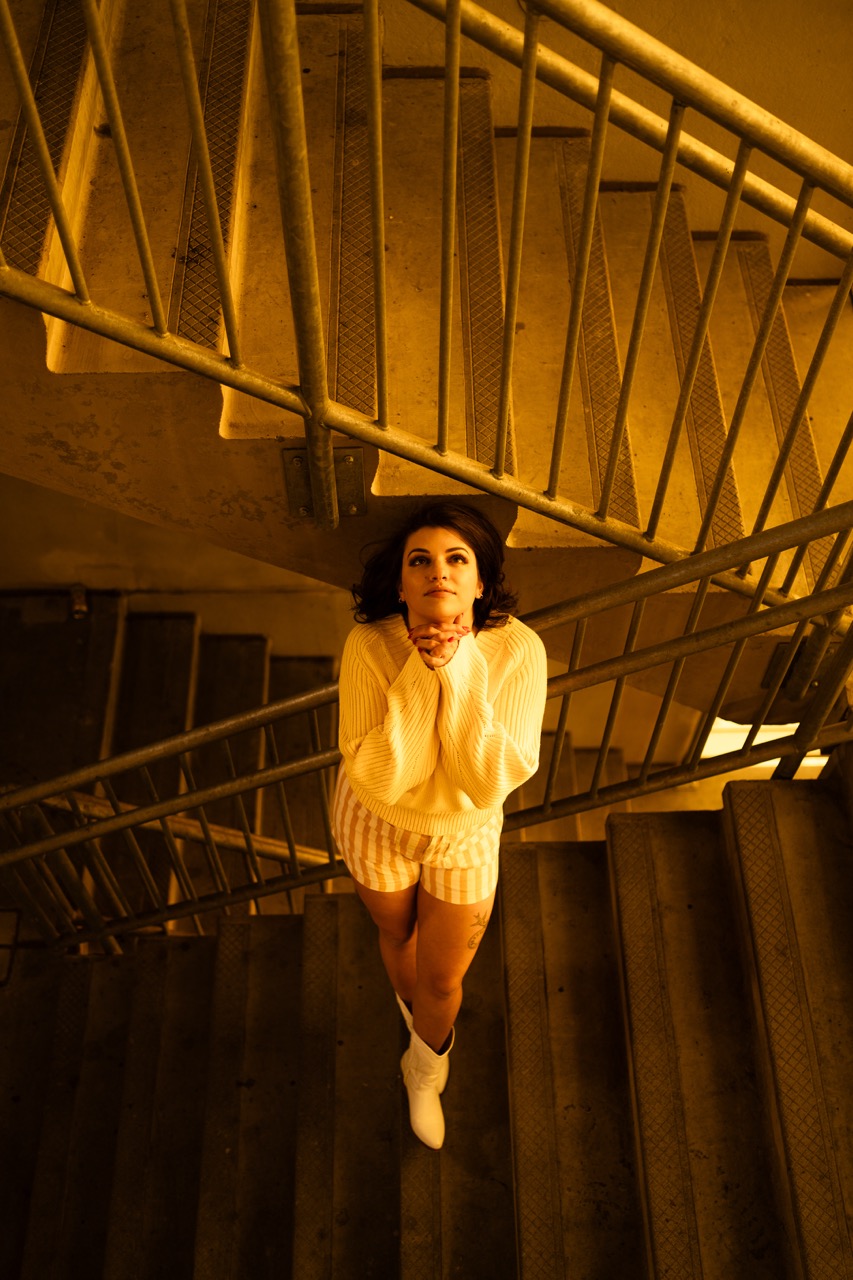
[658,192,745,548]
[0,0,88,274]
[500,848,565,1276]
[608,816,703,1278]
[737,242,828,590]
[328,19,376,417]
[457,77,515,472]
[726,783,853,1276]
[558,138,639,527]
[170,0,253,349]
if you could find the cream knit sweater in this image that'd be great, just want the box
[338,613,548,836]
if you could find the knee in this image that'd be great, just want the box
[419,969,462,1003]
[377,917,416,949]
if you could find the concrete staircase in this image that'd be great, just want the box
[4,767,853,1276]
[1,0,849,646]
[0,589,340,939]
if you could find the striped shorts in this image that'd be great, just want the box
[331,767,502,906]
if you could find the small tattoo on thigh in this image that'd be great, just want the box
[467,910,490,950]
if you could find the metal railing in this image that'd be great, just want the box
[0,683,344,950]
[0,0,851,570]
[2,0,853,944]
[3,504,853,949]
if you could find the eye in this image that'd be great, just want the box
[408,555,427,566]
[450,554,468,563]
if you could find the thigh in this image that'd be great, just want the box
[354,879,420,943]
[415,885,496,991]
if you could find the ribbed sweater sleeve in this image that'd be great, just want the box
[338,623,440,805]
[434,619,547,809]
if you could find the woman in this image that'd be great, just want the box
[332,501,548,1149]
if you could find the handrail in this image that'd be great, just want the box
[533,0,853,204]
[407,0,853,258]
[0,681,339,812]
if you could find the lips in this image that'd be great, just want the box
[426,588,453,596]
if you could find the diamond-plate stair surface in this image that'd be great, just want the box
[609,811,795,1277]
[607,815,703,1279]
[737,240,829,590]
[658,192,745,549]
[531,842,646,1275]
[559,138,640,529]
[327,18,377,418]
[724,781,853,1276]
[0,0,88,276]
[169,0,254,351]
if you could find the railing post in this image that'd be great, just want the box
[256,0,338,528]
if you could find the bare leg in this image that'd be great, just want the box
[353,880,419,1003]
[412,886,496,1052]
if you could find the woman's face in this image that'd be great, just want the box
[399,526,483,630]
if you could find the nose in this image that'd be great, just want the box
[430,564,447,580]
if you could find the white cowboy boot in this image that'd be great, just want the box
[401,1027,455,1149]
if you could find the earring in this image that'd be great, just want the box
[399,594,405,602]
[476,591,483,599]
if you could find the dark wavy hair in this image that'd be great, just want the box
[352,501,518,630]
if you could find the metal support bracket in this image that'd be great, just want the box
[283,446,366,520]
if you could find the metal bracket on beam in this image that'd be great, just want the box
[283,447,366,520]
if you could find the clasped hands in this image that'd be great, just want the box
[408,615,471,669]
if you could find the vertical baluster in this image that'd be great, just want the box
[308,710,338,864]
[101,778,165,910]
[686,553,780,766]
[0,0,90,297]
[78,0,168,333]
[263,724,302,881]
[137,766,203,933]
[179,755,231,897]
[639,577,711,783]
[437,0,462,455]
[694,179,813,554]
[168,0,242,364]
[257,0,336,527]
[541,618,585,813]
[65,790,132,920]
[598,98,684,518]
[220,741,266,894]
[645,137,752,539]
[590,600,645,796]
[780,409,853,594]
[740,248,853,577]
[494,3,541,479]
[547,52,615,498]
[363,0,389,426]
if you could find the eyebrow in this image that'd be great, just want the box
[407,546,469,555]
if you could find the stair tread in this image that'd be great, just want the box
[724,780,853,1272]
[608,810,792,1277]
[0,948,66,1280]
[292,893,401,1277]
[17,959,91,1275]
[407,879,515,1279]
[0,592,124,789]
[532,840,646,1275]
[194,916,304,1279]
[103,937,217,1280]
